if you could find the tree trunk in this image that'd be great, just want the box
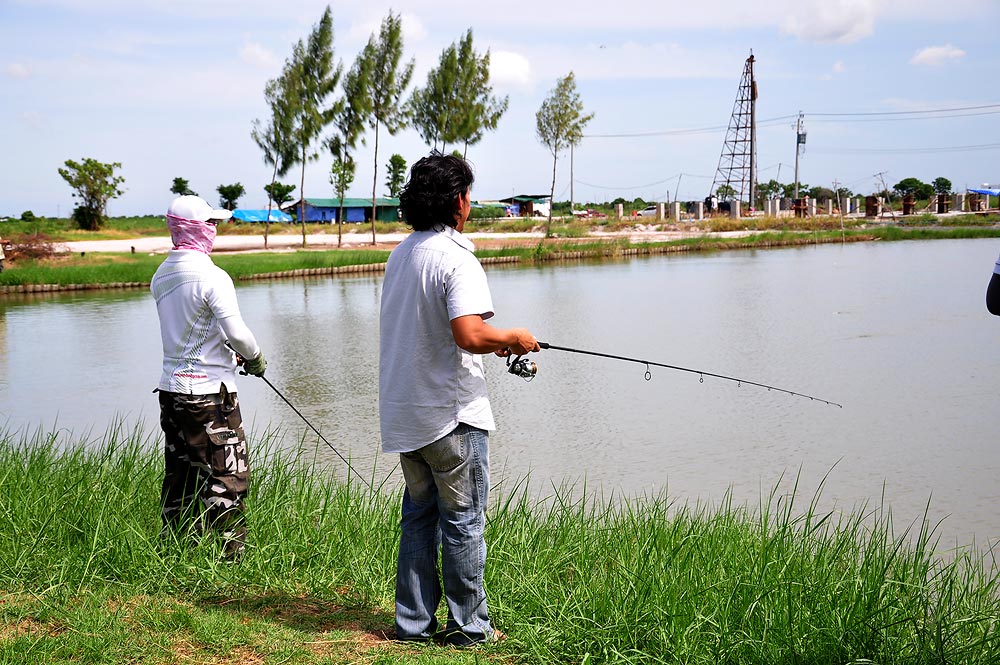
[546,152,558,238]
[371,120,380,246]
[299,145,307,248]
[264,160,277,250]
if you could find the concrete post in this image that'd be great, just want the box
[825,200,834,216]
[657,202,666,221]
[953,193,966,212]
[615,203,624,219]
[855,197,863,213]
[730,200,741,218]
[669,202,680,221]
[694,201,704,221]
[840,197,852,215]
[807,198,817,217]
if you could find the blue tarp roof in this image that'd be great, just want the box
[968,188,1000,196]
[232,209,292,222]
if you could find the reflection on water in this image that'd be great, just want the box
[2,239,999,548]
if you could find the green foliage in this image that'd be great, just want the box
[329,155,356,204]
[355,11,415,242]
[57,157,125,231]
[216,183,245,210]
[535,72,593,158]
[20,210,35,222]
[277,6,343,233]
[933,176,953,195]
[807,185,835,201]
[170,177,196,196]
[536,72,593,235]
[384,153,406,197]
[715,184,736,200]
[893,177,934,200]
[263,182,296,206]
[407,29,507,155]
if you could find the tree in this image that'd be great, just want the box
[535,72,593,237]
[171,177,196,196]
[806,186,835,202]
[933,177,953,196]
[407,29,507,157]
[715,184,736,201]
[264,182,296,208]
[758,179,783,201]
[893,177,933,200]
[454,29,507,157]
[407,39,462,152]
[329,154,356,231]
[280,6,343,246]
[326,53,371,247]
[356,12,414,244]
[217,183,245,211]
[57,157,125,230]
[385,153,407,197]
[253,76,297,248]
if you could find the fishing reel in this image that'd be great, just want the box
[506,354,537,382]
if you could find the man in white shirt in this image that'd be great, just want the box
[151,195,266,558]
[379,154,539,646]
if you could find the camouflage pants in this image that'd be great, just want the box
[158,385,249,551]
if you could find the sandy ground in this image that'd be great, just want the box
[64,228,756,254]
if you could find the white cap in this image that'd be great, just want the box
[167,195,232,222]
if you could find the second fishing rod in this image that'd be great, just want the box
[505,341,842,408]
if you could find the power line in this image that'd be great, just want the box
[575,173,711,191]
[583,115,796,139]
[806,103,1000,117]
[812,142,1000,155]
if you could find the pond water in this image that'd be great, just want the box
[2,238,998,549]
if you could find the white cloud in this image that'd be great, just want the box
[782,0,880,43]
[240,42,278,69]
[5,63,31,79]
[490,51,532,89]
[833,61,846,74]
[909,44,966,66]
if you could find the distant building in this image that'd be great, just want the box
[497,194,551,217]
[286,198,400,223]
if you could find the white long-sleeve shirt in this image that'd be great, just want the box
[151,250,259,394]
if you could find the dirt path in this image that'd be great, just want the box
[65,228,748,254]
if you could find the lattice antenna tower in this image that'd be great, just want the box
[710,52,757,208]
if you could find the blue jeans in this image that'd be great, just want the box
[395,423,495,645]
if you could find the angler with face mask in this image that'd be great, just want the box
[151,195,266,559]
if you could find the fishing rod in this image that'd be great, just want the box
[228,343,374,491]
[506,342,842,408]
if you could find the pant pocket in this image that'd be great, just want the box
[420,425,469,473]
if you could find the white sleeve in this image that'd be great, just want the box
[218,315,261,360]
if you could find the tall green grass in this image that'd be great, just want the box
[1,423,997,663]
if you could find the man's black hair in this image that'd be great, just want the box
[398,154,474,231]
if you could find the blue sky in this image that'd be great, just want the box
[2,0,999,217]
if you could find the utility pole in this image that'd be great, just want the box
[793,112,805,200]
[570,142,575,215]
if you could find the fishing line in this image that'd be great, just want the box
[510,342,842,408]
[228,343,373,490]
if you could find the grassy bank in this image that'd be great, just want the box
[1,424,998,663]
[3,225,1000,291]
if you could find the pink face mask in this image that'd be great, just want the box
[166,214,217,254]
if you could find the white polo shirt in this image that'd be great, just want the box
[151,250,257,395]
[379,226,496,453]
